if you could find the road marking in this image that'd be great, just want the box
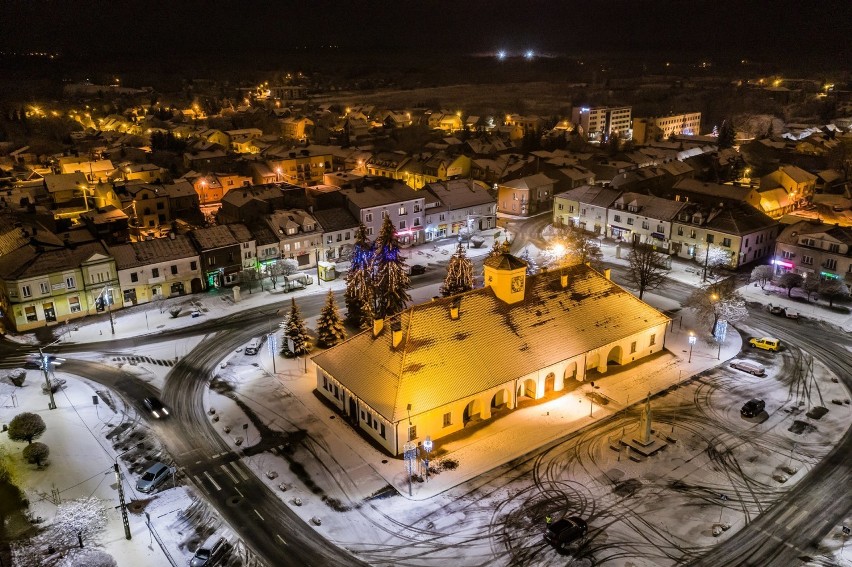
[774,504,798,525]
[230,461,249,480]
[234,487,244,498]
[203,471,221,491]
[219,464,238,483]
[254,508,264,521]
[788,509,809,529]
[276,534,288,546]
[192,475,204,491]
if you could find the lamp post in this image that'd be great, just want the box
[99,285,115,335]
[37,339,63,410]
[114,443,143,540]
[422,436,433,483]
[688,332,696,363]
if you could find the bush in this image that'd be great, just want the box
[168,305,182,318]
[8,368,26,387]
[22,442,49,467]
[8,412,46,444]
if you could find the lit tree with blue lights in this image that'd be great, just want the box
[344,223,374,326]
[370,214,411,318]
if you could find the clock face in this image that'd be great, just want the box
[511,275,524,293]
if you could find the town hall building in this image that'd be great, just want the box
[312,253,670,456]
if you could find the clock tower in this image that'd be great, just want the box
[483,252,528,305]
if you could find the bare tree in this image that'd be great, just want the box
[803,276,820,301]
[776,272,803,298]
[625,244,670,300]
[819,279,850,307]
[548,222,603,270]
[750,265,774,289]
[686,278,747,334]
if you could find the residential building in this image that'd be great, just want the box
[56,157,115,183]
[312,255,669,455]
[218,184,304,225]
[190,224,252,288]
[249,224,282,271]
[670,202,779,268]
[118,184,171,240]
[773,220,852,285]
[267,148,334,186]
[496,173,557,219]
[607,192,687,251]
[280,117,314,141]
[422,179,496,241]
[110,235,203,305]
[552,185,621,234]
[338,178,426,247]
[225,128,263,153]
[312,208,360,263]
[265,209,321,269]
[366,152,410,180]
[0,242,120,332]
[759,165,818,211]
[79,206,130,245]
[632,113,702,145]
[571,106,633,142]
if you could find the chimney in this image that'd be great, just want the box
[560,274,569,288]
[391,321,403,348]
[604,268,611,280]
[372,317,384,337]
[449,298,460,320]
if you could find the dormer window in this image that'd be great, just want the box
[287,228,297,235]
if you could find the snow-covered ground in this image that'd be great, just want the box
[3,228,851,566]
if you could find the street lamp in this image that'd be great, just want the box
[688,331,696,363]
[422,436,433,483]
[98,285,115,335]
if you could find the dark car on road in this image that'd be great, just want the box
[741,398,766,417]
[544,516,588,550]
[143,396,170,419]
[410,265,427,275]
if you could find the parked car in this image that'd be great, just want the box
[785,309,799,319]
[767,304,785,316]
[244,336,266,355]
[749,337,780,352]
[190,534,227,567]
[544,516,588,550]
[730,359,766,377]
[741,398,766,417]
[410,265,427,276]
[143,396,170,419]
[136,462,172,493]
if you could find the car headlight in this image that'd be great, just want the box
[162,408,169,415]
[152,411,160,418]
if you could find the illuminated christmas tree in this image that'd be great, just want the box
[440,243,474,296]
[316,290,346,347]
[370,214,412,318]
[344,223,374,325]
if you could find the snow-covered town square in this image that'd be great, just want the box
[1,214,851,567]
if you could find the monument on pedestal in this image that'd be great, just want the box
[619,392,668,458]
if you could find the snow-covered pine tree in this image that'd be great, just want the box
[282,298,311,358]
[344,223,374,325]
[316,290,346,347]
[370,215,412,318]
[440,243,475,296]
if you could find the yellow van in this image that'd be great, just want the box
[749,337,780,352]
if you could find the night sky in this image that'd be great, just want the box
[3,0,851,66]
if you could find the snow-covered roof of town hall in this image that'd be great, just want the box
[312,262,670,424]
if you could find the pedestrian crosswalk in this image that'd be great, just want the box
[192,461,248,492]
[112,355,176,366]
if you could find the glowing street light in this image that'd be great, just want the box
[496,50,506,61]
[524,50,535,60]
[688,332,696,363]
[422,436,433,482]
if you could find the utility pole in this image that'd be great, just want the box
[114,462,132,540]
